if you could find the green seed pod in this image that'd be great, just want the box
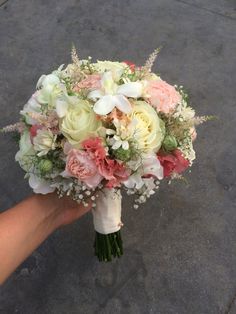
[162,135,178,151]
[38,159,53,174]
[114,147,131,161]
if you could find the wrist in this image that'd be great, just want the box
[32,193,63,231]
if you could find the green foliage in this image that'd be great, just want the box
[12,131,21,144]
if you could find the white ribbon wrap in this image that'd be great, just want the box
[92,188,122,235]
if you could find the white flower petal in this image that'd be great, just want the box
[124,173,144,189]
[93,95,116,115]
[41,74,60,88]
[56,99,69,118]
[117,82,143,98]
[106,129,116,135]
[143,154,164,180]
[88,89,103,101]
[29,174,55,194]
[112,140,122,150]
[101,71,117,94]
[114,95,132,114]
[122,141,129,150]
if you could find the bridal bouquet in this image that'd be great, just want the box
[1,47,210,261]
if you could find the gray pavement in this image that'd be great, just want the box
[0,0,236,313]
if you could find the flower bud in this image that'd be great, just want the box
[162,135,178,151]
[38,159,53,173]
[114,147,131,161]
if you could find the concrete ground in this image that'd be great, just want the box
[0,0,236,313]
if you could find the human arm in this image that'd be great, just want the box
[0,192,91,285]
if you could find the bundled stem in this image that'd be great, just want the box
[94,231,123,262]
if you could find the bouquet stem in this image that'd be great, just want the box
[94,230,123,262]
[92,188,123,262]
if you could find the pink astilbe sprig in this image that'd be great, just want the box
[27,111,59,134]
[1,122,25,133]
[142,47,162,73]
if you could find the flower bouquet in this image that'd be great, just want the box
[1,47,210,261]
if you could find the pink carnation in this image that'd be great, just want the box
[146,79,181,114]
[66,149,102,188]
[82,137,106,162]
[73,74,101,92]
[82,137,130,188]
[98,158,130,188]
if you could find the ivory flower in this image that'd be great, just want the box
[93,61,127,80]
[29,174,55,194]
[15,130,35,171]
[130,101,165,152]
[20,93,42,125]
[33,129,57,156]
[60,100,102,147]
[36,73,67,110]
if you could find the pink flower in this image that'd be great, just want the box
[123,60,136,72]
[82,137,106,162]
[73,74,101,92]
[157,149,189,177]
[29,124,43,138]
[66,149,102,188]
[98,158,130,188]
[82,137,130,188]
[146,79,181,114]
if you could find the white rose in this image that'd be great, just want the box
[60,99,102,148]
[130,101,165,152]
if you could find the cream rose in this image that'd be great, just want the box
[60,100,102,147]
[130,101,165,152]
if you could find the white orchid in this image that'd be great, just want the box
[106,118,136,150]
[109,134,129,150]
[88,71,143,115]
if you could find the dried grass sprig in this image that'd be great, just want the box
[71,44,80,67]
[142,47,162,73]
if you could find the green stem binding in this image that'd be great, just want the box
[94,230,123,262]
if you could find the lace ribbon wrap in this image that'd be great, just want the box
[92,188,122,235]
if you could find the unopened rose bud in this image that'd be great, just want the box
[38,159,53,173]
[114,147,131,161]
[162,135,178,151]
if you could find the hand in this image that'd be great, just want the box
[0,192,91,284]
[34,192,92,229]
